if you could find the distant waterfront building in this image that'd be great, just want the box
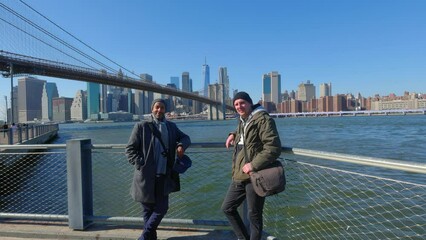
[41,82,59,122]
[52,97,73,122]
[100,84,108,113]
[87,82,100,119]
[202,60,210,97]
[320,83,332,97]
[371,95,426,110]
[10,86,19,123]
[289,90,296,100]
[181,72,191,111]
[133,89,143,116]
[99,111,133,121]
[282,90,290,101]
[104,85,131,114]
[138,73,154,114]
[128,89,134,114]
[118,88,130,112]
[262,71,281,105]
[107,86,119,112]
[170,76,180,90]
[153,92,164,101]
[317,96,334,112]
[99,70,108,113]
[70,90,87,121]
[165,83,178,112]
[297,80,316,102]
[18,76,46,123]
[232,89,238,100]
[218,67,230,102]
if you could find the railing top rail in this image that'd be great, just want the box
[1,142,425,174]
[0,144,66,150]
[282,147,426,174]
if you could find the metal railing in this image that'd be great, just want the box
[0,141,425,239]
[0,123,58,145]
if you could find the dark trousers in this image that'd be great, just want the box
[139,175,169,240]
[221,180,265,240]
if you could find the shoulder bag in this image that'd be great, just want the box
[243,140,286,197]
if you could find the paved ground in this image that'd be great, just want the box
[0,219,235,240]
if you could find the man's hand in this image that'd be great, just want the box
[225,134,235,149]
[242,162,253,174]
[176,145,184,158]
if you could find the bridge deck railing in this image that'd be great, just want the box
[0,141,425,239]
[0,123,59,145]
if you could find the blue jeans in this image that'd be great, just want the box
[139,175,169,240]
[221,180,265,240]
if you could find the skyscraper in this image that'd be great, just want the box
[99,70,108,114]
[297,80,316,102]
[11,86,18,123]
[320,83,332,97]
[70,90,87,121]
[18,76,46,123]
[262,71,281,105]
[100,84,108,113]
[87,82,100,119]
[41,82,59,121]
[133,89,143,116]
[181,72,191,111]
[182,72,190,93]
[202,59,210,97]
[52,97,73,122]
[170,76,180,90]
[218,67,230,101]
[139,73,154,114]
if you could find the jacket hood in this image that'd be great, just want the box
[239,104,268,123]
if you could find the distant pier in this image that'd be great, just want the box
[0,123,58,146]
[270,109,426,118]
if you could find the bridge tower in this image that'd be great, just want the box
[207,83,226,120]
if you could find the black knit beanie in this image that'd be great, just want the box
[233,91,253,105]
[151,98,166,110]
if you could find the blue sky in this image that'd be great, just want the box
[1,0,425,120]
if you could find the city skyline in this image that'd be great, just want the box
[1,0,425,120]
[2,74,425,124]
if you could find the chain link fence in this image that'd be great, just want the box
[1,143,425,239]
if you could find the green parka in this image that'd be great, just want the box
[231,105,282,182]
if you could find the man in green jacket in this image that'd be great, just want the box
[222,91,282,240]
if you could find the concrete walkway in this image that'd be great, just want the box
[0,220,235,240]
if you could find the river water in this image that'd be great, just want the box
[55,114,426,164]
[52,114,426,188]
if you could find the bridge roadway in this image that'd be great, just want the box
[0,50,234,111]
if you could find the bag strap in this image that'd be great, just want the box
[146,122,167,152]
[240,124,251,164]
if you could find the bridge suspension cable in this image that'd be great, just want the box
[0,1,118,74]
[1,0,142,79]
[0,17,98,70]
[18,0,139,79]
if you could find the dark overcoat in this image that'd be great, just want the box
[125,119,191,203]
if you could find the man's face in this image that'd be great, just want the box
[152,102,166,120]
[234,99,252,119]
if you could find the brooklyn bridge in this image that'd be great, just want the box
[0,1,232,121]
